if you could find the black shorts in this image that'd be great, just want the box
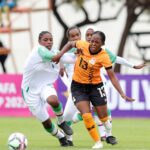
[71,80,107,106]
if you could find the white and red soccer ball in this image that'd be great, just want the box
[8,132,28,150]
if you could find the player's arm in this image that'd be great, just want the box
[38,46,55,61]
[106,68,135,102]
[102,52,134,102]
[106,48,146,69]
[52,41,77,63]
[115,56,146,69]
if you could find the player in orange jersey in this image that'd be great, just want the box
[54,30,135,149]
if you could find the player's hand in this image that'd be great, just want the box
[133,62,146,69]
[121,95,135,102]
[74,48,83,55]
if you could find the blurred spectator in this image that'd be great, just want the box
[0,40,10,73]
[0,0,17,27]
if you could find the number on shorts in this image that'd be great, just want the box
[97,86,106,97]
[72,96,76,103]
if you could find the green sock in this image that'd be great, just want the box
[72,113,83,123]
[52,103,64,124]
[45,122,64,138]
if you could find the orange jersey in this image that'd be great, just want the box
[72,40,112,84]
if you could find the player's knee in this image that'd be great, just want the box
[47,95,59,107]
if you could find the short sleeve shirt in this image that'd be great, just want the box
[72,40,112,84]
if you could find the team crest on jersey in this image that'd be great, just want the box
[89,58,96,65]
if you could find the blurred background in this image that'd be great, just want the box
[0,0,150,74]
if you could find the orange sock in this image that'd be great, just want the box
[82,113,100,142]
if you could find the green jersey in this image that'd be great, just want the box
[105,48,117,64]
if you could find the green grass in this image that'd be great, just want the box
[0,117,150,150]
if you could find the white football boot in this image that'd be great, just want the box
[92,141,103,149]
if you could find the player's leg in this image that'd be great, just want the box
[63,93,78,123]
[41,85,73,136]
[63,92,79,146]
[71,81,103,149]
[95,105,117,145]
[75,100,103,149]
[35,106,68,147]
[93,108,106,141]
[22,89,68,147]
[91,82,117,145]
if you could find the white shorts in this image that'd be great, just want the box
[22,85,57,122]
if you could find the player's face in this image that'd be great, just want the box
[39,33,53,50]
[68,29,81,41]
[89,33,103,53]
[85,28,94,42]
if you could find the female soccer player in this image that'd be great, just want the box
[21,31,75,147]
[62,26,146,147]
[85,26,146,141]
[57,30,136,149]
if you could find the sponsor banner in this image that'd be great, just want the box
[106,74,150,117]
[0,74,54,117]
[0,74,150,117]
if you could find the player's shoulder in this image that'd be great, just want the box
[100,48,108,55]
[98,48,111,60]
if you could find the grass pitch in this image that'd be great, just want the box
[0,117,150,150]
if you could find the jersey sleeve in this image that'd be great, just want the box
[76,40,89,49]
[38,46,55,62]
[101,51,113,69]
[68,47,77,53]
[105,48,117,64]
[115,56,134,67]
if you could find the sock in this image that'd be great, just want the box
[101,117,112,137]
[45,122,64,139]
[107,108,112,123]
[52,103,64,124]
[82,113,100,142]
[72,112,83,123]
[93,114,106,137]
[66,134,73,141]
[66,121,73,126]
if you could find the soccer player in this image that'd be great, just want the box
[85,26,146,140]
[62,26,146,146]
[21,31,75,147]
[56,30,136,149]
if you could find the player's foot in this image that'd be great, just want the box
[101,136,106,141]
[58,121,73,135]
[92,141,103,149]
[106,136,118,145]
[67,140,74,146]
[59,137,69,147]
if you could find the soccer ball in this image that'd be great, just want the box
[8,132,28,150]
